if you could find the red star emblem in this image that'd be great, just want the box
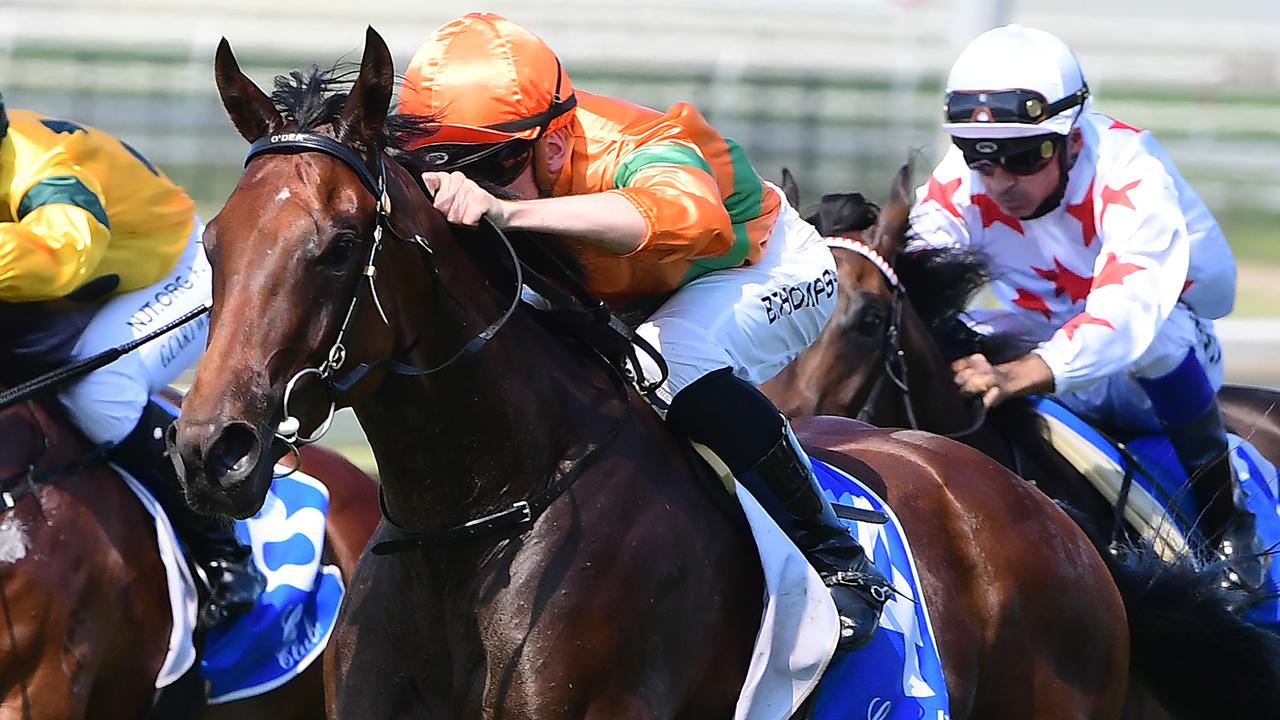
[1012,288,1052,319]
[972,193,1024,234]
[923,175,963,219]
[1066,179,1097,247]
[1061,312,1115,340]
[1092,253,1144,289]
[1099,179,1141,224]
[1033,257,1093,303]
[1107,116,1143,133]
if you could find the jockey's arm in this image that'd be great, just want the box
[0,172,111,302]
[423,162,734,259]
[1033,158,1192,395]
[495,192,647,254]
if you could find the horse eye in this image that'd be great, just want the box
[319,232,359,268]
[857,305,886,336]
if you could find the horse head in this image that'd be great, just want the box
[765,163,915,418]
[170,28,470,517]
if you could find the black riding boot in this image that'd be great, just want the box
[740,420,894,651]
[666,369,892,652]
[1164,402,1267,592]
[1138,350,1266,594]
[109,400,265,630]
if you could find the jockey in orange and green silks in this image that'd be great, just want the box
[399,19,780,310]
[0,94,265,623]
[398,12,893,652]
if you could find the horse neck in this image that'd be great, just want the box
[887,302,1007,452]
[352,241,622,537]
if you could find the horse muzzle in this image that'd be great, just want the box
[167,416,273,519]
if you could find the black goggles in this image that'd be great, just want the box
[417,140,535,186]
[944,85,1089,126]
[953,136,1060,177]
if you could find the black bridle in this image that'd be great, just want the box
[826,238,985,438]
[243,131,665,552]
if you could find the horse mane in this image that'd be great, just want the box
[891,232,1046,446]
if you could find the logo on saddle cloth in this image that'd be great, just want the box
[807,458,951,720]
[201,471,344,704]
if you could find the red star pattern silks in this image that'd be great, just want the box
[923,176,963,219]
[1033,258,1093,303]
[1107,116,1143,133]
[972,193,1024,234]
[1066,179,1097,247]
[1013,288,1052,319]
[1099,179,1141,225]
[1092,252,1144,289]
[1061,312,1115,340]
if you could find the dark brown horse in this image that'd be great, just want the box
[0,386,379,719]
[169,29,1140,719]
[764,166,1280,718]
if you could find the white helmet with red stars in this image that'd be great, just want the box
[943,25,1091,140]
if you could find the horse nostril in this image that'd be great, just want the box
[209,423,261,479]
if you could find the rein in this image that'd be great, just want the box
[244,131,662,551]
[827,238,985,438]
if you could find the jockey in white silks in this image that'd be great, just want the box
[907,25,1263,589]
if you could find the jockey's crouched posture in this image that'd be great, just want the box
[0,94,263,626]
[398,13,892,650]
[909,26,1264,589]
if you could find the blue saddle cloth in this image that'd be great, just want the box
[1033,397,1280,632]
[808,457,952,720]
[201,471,345,704]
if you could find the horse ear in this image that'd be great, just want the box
[780,168,801,209]
[337,26,394,151]
[214,38,284,142]
[872,159,915,261]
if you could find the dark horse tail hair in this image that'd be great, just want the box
[1057,503,1280,717]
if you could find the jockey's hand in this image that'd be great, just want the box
[421,171,514,229]
[952,352,1055,408]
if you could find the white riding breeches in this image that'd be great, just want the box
[60,220,211,445]
[635,187,838,405]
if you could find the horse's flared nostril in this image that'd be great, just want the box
[207,422,262,486]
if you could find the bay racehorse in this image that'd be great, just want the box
[763,165,1280,718]
[0,381,378,719]
[170,27,1144,719]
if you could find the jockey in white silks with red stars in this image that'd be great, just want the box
[907,25,1262,589]
[0,94,264,625]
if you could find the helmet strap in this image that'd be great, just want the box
[1021,135,1073,220]
[533,137,555,198]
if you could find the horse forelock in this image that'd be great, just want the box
[265,64,440,155]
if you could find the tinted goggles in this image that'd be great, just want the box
[954,136,1059,177]
[944,86,1089,126]
[417,140,535,186]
